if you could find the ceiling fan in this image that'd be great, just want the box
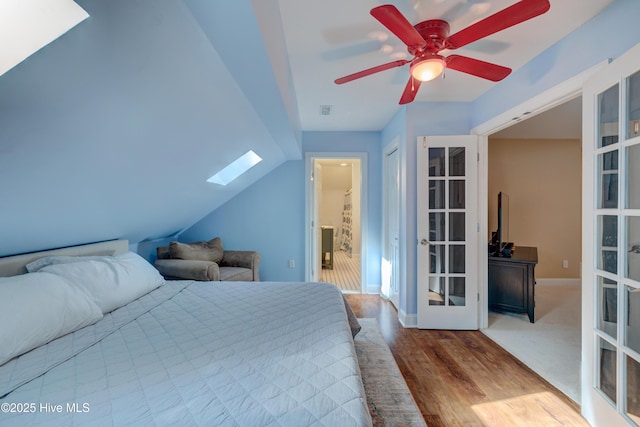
[334,0,551,104]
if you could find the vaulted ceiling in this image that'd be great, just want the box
[0,0,622,256]
[0,0,300,256]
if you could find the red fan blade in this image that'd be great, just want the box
[399,77,422,104]
[446,55,511,81]
[335,59,409,84]
[446,0,550,49]
[370,5,426,48]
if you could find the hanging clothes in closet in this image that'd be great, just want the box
[340,188,353,257]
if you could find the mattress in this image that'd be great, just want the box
[0,280,372,426]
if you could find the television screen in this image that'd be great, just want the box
[498,191,509,251]
[489,192,512,256]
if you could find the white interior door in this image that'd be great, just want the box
[384,146,400,306]
[417,136,478,329]
[582,42,640,427]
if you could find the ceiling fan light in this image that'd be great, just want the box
[411,57,445,82]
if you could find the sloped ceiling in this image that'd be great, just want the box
[0,0,624,257]
[0,0,301,256]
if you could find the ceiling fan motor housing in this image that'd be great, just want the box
[411,19,450,55]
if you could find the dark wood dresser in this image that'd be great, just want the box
[488,246,538,323]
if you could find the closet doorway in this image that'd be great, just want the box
[306,153,366,293]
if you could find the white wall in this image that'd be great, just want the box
[381,0,640,322]
[320,189,345,238]
[318,162,362,254]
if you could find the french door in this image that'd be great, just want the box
[582,42,640,426]
[417,136,478,329]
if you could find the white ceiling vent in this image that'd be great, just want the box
[319,105,332,116]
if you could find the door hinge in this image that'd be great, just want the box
[477,222,480,232]
[477,293,480,302]
[477,152,480,162]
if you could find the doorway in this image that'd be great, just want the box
[483,97,583,402]
[305,153,367,293]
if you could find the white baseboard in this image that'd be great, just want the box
[398,309,418,328]
[366,283,381,294]
[536,278,581,287]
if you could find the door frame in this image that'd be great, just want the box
[304,152,369,293]
[417,135,479,329]
[383,137,401,306]
[471,60,609,329]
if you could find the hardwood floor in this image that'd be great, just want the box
[344,294,589,427]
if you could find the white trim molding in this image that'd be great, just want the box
[471,60,609,137]
[304,152,369,293]
[398,309,418,328]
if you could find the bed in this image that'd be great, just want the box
[0,240,372,426]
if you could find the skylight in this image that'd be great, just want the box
[207,150,262,185]
[0,0,89,77]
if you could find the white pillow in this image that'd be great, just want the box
[0,272,104,366]
[26,255,109,273]
[39,252,165,314]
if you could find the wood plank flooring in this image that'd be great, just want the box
[320,250,360,291]
[344,294,589,427]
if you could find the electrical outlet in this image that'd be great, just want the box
[288,259,295,269]
[562,260,569,269]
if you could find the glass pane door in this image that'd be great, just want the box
[585,48,640,426]
[417,136,478,329]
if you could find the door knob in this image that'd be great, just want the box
[420,239,430,246]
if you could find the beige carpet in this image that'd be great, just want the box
[482,282,581,403]
[355,318,427,426]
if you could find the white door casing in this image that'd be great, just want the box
[304,152,369,292]
[313,161,322,281]
[383,141,400,306]
[417,136,479,330]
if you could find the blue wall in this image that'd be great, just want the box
[116,0,640,324]
[304,131,383,287]
[472,0,640,127]
[181,161,306,282]
[389,0,640,323]
[382,103,473,319]
[181,131,382,283]
[0,0,297,257]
